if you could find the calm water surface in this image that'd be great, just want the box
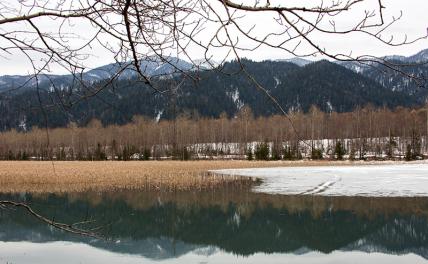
[1,188,428,263]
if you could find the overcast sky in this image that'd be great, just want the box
[0,0,427,75]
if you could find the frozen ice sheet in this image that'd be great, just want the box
[213,164,428,197]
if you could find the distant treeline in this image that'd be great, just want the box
[0,105,427,161]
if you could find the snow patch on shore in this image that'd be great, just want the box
[213,164,428,197]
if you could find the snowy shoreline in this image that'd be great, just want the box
[213,162,428,197]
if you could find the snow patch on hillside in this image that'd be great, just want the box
[326,101,333,112]
[229,88,244,110]
[87,73,101,79]
[274,77,281,88]
[155,110,164,122]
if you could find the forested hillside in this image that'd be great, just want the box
[339,49,428,96]
[0,59,420,131]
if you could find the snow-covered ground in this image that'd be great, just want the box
[214,163,428,197]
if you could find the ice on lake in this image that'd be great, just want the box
[214,164,428,197]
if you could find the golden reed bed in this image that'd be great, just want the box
[0,160,343,193]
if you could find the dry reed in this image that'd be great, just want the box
[0,160,344,193]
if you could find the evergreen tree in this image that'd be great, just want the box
[335,141,345,160]
[282,146,292,160]
[311,148,323,160]
[271,144,281,160]
[349,144,356,161]
[95,143,106,160]
[405,144,413,161]
[143,148,151,160]
[386,136,397,159]
[246,148,253,161]
[255,142,269,160]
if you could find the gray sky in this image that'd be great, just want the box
[0,0,427,75]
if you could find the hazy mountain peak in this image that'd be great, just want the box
[382,48,428,63]
[0,56,194,91]
[277,57,314,67]
[407,49,428,63]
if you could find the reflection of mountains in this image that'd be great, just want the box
[1,192,428,259]
[0,226,205,259]
[345,217,428,259]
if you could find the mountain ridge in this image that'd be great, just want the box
[2,48,427,92]
[0,56,195,92]
[0,59,419,130]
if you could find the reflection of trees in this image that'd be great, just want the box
[2,192,428,258]
[66,189,428,219]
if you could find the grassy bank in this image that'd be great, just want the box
[0,160,350,193]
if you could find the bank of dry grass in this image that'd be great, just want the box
[0,160,345,193]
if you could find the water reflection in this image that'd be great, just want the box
[1,189,428,263]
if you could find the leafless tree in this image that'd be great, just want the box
[0,2,427,166]
[1,0,426,93]
[1,0,426,148]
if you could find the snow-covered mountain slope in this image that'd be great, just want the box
[277,57,314,67]
[0,57,194,92]
[338,49,428,96]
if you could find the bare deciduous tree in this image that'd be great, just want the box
[1,0,426,143]
[1,0,426,92]
[2,0,428,238]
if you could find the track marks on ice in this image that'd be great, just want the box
[300,176,340,195]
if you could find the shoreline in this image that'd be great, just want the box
[0,160,427,193]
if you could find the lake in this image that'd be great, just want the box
[1,187,428,263]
